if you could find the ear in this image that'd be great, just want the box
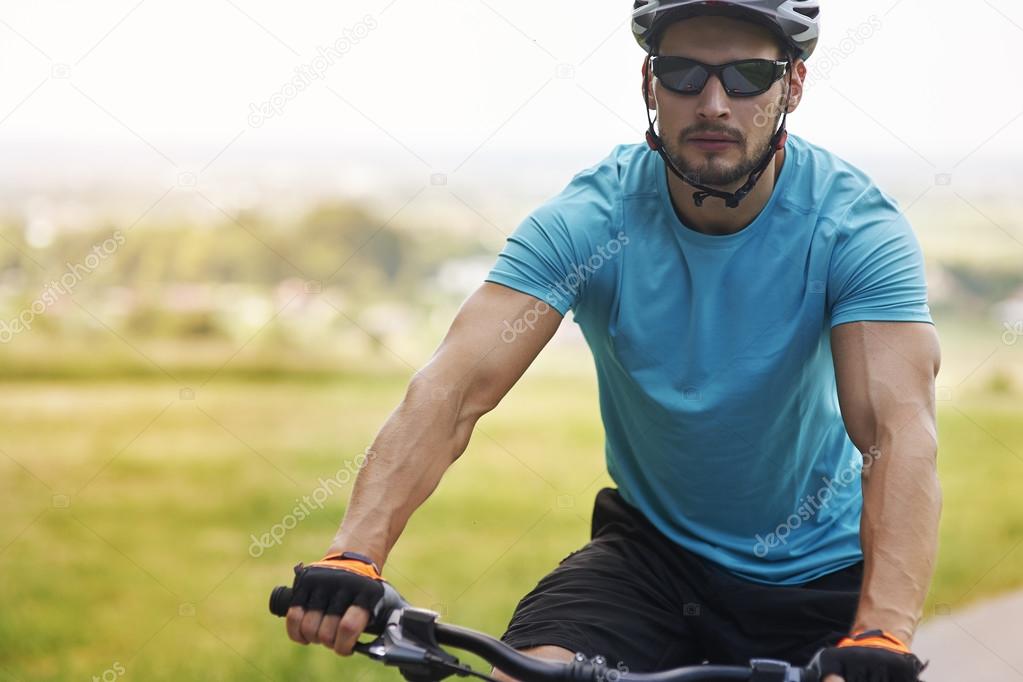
[784,58,807,113]
[642,57,657,110]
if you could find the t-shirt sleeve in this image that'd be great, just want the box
[827,189,933,328]
[485,160,620,316]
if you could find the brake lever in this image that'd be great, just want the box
[355,607,463,682]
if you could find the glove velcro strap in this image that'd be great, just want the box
[309,555,384,581]
[838,629,911,655]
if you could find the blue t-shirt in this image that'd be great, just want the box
[485,134,932,585]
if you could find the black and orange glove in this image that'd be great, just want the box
[809,629,927,682]
[289,551,388,622]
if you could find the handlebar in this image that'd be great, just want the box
[269,584,819,682]
[270,581,409,636]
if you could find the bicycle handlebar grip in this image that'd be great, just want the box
[368,582,407,633]
[269,585,292,617]
[268,582,408,635]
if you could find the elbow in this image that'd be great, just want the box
[403,373,497,428]
[855,412,939,483]
[403,374,457,414]
[456,381,502,426]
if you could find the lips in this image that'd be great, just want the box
[688,133,738,143]
[686,132,740,153]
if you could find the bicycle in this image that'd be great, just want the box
[269,581,820,681]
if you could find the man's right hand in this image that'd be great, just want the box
[285,552,387,655]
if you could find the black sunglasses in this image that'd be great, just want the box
[650,56,788,97]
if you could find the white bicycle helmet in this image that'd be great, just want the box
[632,0,820,60]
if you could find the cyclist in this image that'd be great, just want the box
[283,2,939,681]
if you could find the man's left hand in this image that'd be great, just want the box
[809,629,927,682]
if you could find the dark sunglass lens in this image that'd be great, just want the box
[657,59,708,95]
[723,60,777,95]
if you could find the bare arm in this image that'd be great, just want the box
[288,283,562,651]
[329,283,562,566]
[831,321,942,646]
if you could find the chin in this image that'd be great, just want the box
[685,159,742,186]
[666,145,754,186]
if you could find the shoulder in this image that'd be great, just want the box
[544,143,643,204]
[525,144,641,237]
[784,134,913,238]
[492,146,637,314]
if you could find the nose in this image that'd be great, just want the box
[694,73,730,120]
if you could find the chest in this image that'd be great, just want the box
[600,204,832,400]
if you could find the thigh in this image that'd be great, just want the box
[491,645,575,682]
[500,491,704,673]
[697,560,864,666]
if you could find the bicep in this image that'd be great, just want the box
[413,282,563,418]
[831,321,940,452]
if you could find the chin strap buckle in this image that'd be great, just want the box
[691,190,743,209]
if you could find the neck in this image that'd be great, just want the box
[666,146,786,236]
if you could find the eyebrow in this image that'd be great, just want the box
[655,53,781,63]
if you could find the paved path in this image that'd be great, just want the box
[913,589,1023,681]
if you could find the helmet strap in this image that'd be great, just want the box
[643,55,790,209]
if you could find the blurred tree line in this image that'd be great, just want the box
[0,200,493,377]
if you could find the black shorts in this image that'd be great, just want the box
[500,488,862,673]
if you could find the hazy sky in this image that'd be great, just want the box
[1,0,1021,196]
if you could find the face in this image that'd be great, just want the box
[646,15,805,188]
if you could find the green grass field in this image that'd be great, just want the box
[1,360,1021,681]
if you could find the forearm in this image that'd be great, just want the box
[326,378,485,568]
[854,419,941,644]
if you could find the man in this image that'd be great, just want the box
[283,2,941,681]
